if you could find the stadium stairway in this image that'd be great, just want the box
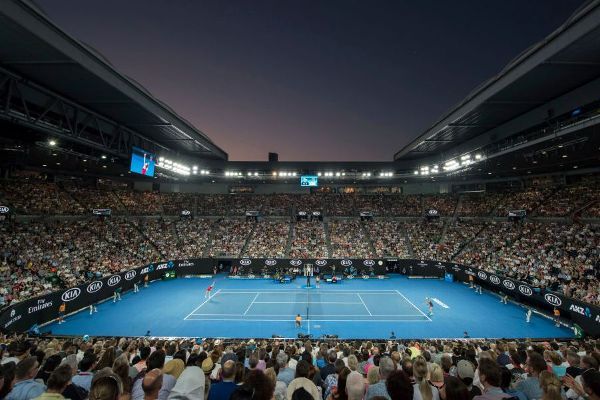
[240,220,257,256]
[402,223,415,258]
[360,219,377,256]
[285,221,293,256]
[202,219,219,258]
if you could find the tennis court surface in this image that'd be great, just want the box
[184,289,431,322]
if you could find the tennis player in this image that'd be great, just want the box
[205,281,216,299]
[425,297,434,316]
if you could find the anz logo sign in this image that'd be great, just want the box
[490,275,500,285]
[363,260,375,267]
[265,259,277,266]
[62,288,81,302]
[518,285,533,296]
[86,281,103,294]
[289,259,302,266]
[341,259,353,267]
[124,271,137,281]
[502,280,515,290]
[477,271,487,280]
[315,260,327,267]
[544,293,562,307]
[107,275,122,287]
[240,259,252,266]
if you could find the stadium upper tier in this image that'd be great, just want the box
[0,179,598,307]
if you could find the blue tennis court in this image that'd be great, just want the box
[42,275,573,339]
[184,289,430,322]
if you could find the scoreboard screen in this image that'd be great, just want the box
[130,147,155,177]
[300,175,318,187]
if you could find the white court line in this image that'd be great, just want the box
[185,317,431,322]
[243,293,260,316]
[218,290,397,293]
[184,289,222,320]
[394,290,432,322]
[191,313,422,317]
[356,293,373,316]
[253,301,363,304]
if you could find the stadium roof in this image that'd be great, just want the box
[394,0,600,161]
[0,0,228,160]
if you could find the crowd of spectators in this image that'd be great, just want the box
[368,221,411,258]
[289,221,328,259]
[495,188,552,217]
[423,195,458,217]
[329,219,375,259]
[243,221,290,259]
[0,178,599,306]
[537,185,600,217]
[1,335,599,400]
[458,193,503,217]
[0,182,84,215]
[207,219,253,258]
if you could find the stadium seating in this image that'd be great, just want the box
[0,180,598,307]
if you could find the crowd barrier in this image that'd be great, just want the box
[1,258,598,336]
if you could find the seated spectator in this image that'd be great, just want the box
[33,364,72,400]
[366,357,394,400]
[167,365,205,400]
[6,357,46,400]
[131,351,176,400]
[346,371,367,400]
[442,376,470,400]
[515,352,547,400]
[287,361,321,400]
[413,357,439,400]
[208,360,237,400]
[277,353,295,386]
[473,359,511,400]
[72,355,96,392]
[142,369,163,400]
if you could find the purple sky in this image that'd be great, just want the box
[35,0,583,161]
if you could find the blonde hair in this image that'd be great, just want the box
[430,363,444,384]
[414,357,433,400]
[540,371,562,400]
[367,366,380,385]
[348,355,358,371]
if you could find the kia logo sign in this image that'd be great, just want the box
[265,259,277,266]
[477,271,487,280]
[240,259,251,266]
[62,288,81,302]
[315,260,327,267]
[290,259,302,266]
[124,271,137,281]
[544,293,562,307]
[363,260,375,267]
[341,259,352,267]
[0,206,9,214]
[107,275,122,287]
[86,281,103,293]
[518,285,533,296]
[490,275,500,285]
[503,280,515,290]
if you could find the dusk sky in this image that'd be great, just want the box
[36,0,583,161]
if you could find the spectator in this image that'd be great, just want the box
[346,371,367,400]
[208,360,237,400]
[287,361,321,400]
[33,364,72,400]
[167,365,204,400]
[473,359,511,400]
[142,369,163,400]
[131,350,176,400]
[6,357,45,400]
[413,357,439,400]
[72,355,96,392]
[366,356,394,400]
[539,371,562,400]
[515,353,547,400]
[277,353,295,386]
[442,376,470,400]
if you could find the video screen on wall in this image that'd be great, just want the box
[300,175,318,187]
[130,147,155,177]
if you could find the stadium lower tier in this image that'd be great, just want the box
[2,257,599,337]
